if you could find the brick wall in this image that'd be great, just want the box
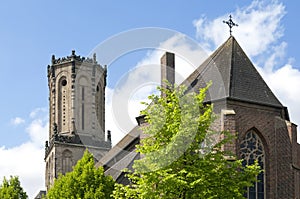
[214,99,297,198]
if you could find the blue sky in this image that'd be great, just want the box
[0,0,299,198]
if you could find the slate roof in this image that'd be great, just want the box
[182,36,283,108]
[34,191,46,199]
[104,151,139,182]
[96,126,141,182]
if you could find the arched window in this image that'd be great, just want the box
[57,76,68,133]
[240,130,265,199]
[46,162,50,189]
[62,149,73,174]
[95,82,104,129]
[78,77,88,131]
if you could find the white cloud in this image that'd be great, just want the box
[0,143,45,199]
[105,34,209,145]
[10,117,25,126]
[259,64,300,130]
[194,0,286,58]
[0,108,48,199]
[29,107,48,119]
[26,119,48,148]
[234,0,286,57]
[262,41,287,72]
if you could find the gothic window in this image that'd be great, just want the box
[58,76,68,132]
[46,162,50,189]
[81,87,85,130]
[95,82,103,128]
[78,76,88,131]
[49,153,54,186]
[240,130,265,199]
[62,149,73,174]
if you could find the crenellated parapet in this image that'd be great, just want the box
[47,50,103,80]
[51,50,97,65]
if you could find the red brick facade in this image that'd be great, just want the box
[217,100,300,198]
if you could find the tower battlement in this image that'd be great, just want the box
[51,50,97,65]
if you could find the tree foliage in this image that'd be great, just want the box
[0,176,28,199]
[113,84,261,199]
[46,150,115,199]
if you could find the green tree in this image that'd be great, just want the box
[46,150,115,199]
[113,84,261,199]
[0,176,28,199]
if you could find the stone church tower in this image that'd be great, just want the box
[45,50,111,190]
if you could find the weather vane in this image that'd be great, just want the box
[223,15,238,36]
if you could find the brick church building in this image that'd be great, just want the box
[44,36,300,198]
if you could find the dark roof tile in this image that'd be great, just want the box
[182,36,283,108]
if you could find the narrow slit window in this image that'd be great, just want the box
[82,103,84,130]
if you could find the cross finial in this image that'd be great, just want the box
[223,15,238,36]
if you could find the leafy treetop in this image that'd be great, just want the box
[46,150,115,199]
[0,176,28,199]
[113,83,261,199]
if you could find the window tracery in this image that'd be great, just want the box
[240,130,265,199]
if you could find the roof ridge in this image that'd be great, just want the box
[181,36,233,88]
[229,36,235,97]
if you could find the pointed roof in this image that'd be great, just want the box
[182,36,283,108]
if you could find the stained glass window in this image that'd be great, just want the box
[240,130,265,199]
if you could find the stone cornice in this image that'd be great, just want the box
[44,133,111,159]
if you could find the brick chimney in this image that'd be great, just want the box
[161,52,175,92]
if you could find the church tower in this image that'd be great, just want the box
[45,50,111,190]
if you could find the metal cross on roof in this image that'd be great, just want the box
[223,15,238,36]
